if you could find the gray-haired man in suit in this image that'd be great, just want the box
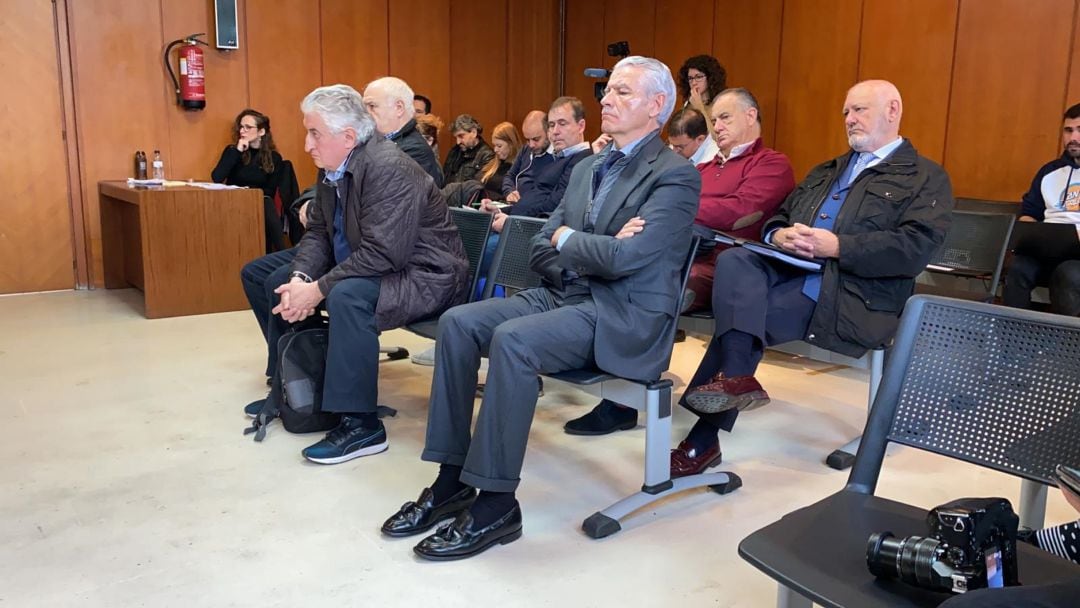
[381,56,701,561]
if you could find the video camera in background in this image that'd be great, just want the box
[584,41,631,103]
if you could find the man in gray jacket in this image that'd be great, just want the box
[272,84,468,465]
[381,57,701,560]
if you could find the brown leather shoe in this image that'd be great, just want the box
[684,373,770,415]
[670,440,722,478]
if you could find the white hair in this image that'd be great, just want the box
[300,84,376,143]
[613,56,677,126]
[365,76,416,119]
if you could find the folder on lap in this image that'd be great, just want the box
[708,230,825,272]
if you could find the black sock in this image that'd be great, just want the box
[430,464,467,504]
[468,490,517,528]
[717,330,762,377]
[686,418,720,454]
[347,412,379,427]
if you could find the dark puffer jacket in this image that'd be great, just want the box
[443,138,495,184]
[388,118,444,187]
[761,139,953,357]
[291,138,469,330]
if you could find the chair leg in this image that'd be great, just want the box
[582,382,742,540]
[1018,480,1047,530]
[777,584,813,608]
[826,349,885,470]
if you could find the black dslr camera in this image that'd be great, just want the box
[866,497,1020,594]
[584,41,631,103]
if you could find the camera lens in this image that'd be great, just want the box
[867,532,949,590]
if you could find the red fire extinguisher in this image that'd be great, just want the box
[165,33,208,111]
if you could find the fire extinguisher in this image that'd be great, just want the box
[164,33,208,111]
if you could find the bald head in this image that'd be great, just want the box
[363,77,414,134]
[843,79,903,152]
[521,110,550,155]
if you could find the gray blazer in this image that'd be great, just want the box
[529,132,701,381]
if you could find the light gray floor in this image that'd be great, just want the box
[0,289,1073,607]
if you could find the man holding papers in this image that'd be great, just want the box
[670,80,954,478]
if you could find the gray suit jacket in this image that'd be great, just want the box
[529,131,701,381]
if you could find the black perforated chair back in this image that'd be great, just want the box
[448,207,493,303]
[928,210,1015,281]
[849,295,1080,494]
[481,216,546,298]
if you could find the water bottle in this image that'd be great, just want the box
[152,150,165,180]
[135,150,147,179]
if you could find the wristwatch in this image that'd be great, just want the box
[289,271,313,283]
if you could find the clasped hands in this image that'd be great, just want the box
[772,223,840,259]
[272,278,324,323]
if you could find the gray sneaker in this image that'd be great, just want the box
[411,345,436,366]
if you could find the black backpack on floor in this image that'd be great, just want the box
[245,326,341,441]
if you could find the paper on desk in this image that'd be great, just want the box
[187,181,245,190]
[126,178,164,186]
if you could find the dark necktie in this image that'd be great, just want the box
[592,150,625,195]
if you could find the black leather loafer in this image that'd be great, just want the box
[381,487,477,538]
[413,504,523,561]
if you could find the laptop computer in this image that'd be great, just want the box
[1009,221,1080,259]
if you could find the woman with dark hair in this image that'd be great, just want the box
[677,55,728,140]
[479,122,521,200]
[212,109,294,252]
[211,109,286,198]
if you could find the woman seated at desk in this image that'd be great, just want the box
[212,109,293,252]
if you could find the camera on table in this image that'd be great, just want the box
[866,497,1020,594]
[584,41,631,103]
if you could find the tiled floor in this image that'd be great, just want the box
[0,289,1073,607]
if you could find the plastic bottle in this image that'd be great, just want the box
[152,150,165,180]
[135,150,147,179]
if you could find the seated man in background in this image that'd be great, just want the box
[667,106,719,166]
[443,114,495,184]
[382,57,700,560]
[257,84,468,464]
[565,87,795,435]
[413,94,431,116]
[363,77,444,186]
[501,110,553,201]
[669,80,953,478]
[1002,102,1080,317]
[480,97,592,233]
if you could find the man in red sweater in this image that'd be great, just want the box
[565,87,795,436]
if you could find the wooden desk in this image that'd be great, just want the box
[99,181,265,318]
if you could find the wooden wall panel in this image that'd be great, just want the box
[246,0,322,188]
[321,0,389,89]
[773,0,863,180]
[162,0,251,183]
[389,0,451,159]
[449,0,508,146]
[1067,2,1080,111]
[67,0,171,287]
[712,0,784,147]
[506,0,561,129]
[653,0,715,85]
[0,0,75,293]
[944,0,1074,201]
[563,0,608,142]
[859,0,958,164]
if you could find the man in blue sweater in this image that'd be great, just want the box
[500,110,553,201]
